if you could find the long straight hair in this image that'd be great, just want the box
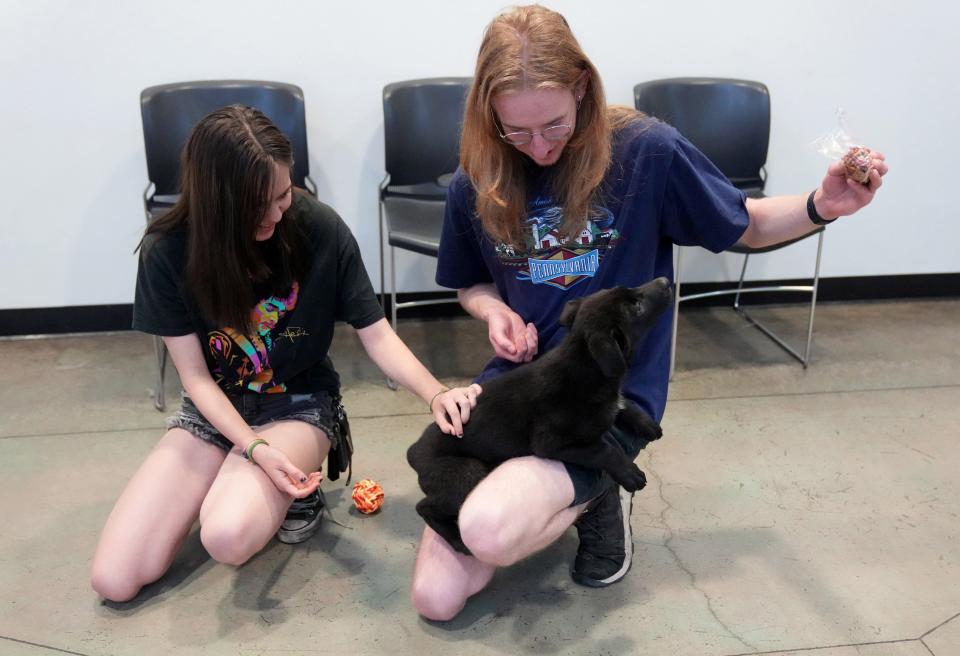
[145,105,307,333]
[461,4,638,247]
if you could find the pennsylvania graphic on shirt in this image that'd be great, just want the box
[207,281,300,393]
[493,197,620,290]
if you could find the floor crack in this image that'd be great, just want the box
[646,452,756,652]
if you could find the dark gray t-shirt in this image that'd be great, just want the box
[133,193,384,395]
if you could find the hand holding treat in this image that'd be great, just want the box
[842,146,873,184]
[811,109,888,219]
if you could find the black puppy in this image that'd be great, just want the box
[406,277,673,555]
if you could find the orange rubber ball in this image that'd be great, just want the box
[352,479,385,514]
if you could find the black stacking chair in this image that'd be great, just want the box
[140,80,316,410]
[379,77,471,333]
[634,77,825,378]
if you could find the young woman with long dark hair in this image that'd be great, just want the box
[91,105,480,602]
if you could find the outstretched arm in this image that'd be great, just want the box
[739,149,888,249]
[356,318,481,436]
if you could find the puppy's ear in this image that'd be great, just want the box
[559,297,583,327]
[588,332,627,378]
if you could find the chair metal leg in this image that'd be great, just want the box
[732,237,823,367]
[672,234,824,373]
[378,200,386,310]
[153,335,167,411]
[386,244,398,391]
[733,252,751,310]
[390,243,399,334]
[669,245,682,380]
[800,231,825,367]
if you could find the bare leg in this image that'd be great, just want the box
[198,420,331,565]
[410,456,588,620]
[91,420,330,601]
[410,525,496,621]
[459,456,587,564]
[90,428,227,602]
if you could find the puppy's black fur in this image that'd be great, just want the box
[406,277,673,555]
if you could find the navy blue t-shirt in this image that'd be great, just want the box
[436,117,749,422]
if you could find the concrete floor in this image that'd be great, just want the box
[1,298,959,655]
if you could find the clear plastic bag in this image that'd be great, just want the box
[812,108,872,184]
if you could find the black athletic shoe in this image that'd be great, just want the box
[571,485,634,587]
[276,488,325,544]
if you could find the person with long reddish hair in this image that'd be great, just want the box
[410,4,888,620]
[91,105,480,603]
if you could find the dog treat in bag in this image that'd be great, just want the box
[812,108,873,185]
[842,146,873,183]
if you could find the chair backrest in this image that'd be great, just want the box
[633,78,769,191]
[140,80,311,196]
[383,77,471,187]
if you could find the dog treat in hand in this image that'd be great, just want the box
[842,146,873,184]
[352,479,384,514]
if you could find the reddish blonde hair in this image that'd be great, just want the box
[461,4,635,246]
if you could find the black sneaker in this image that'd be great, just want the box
[276,488,324,544]
[571,485,634,587]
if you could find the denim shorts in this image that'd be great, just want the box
[564,416,654,507]
[167,390,339,453]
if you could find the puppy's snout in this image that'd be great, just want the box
[652,276,673,295]
[641,277,674,307]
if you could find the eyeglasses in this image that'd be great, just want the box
[498,123,573,146]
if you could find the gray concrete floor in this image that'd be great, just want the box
[1,298,959,655]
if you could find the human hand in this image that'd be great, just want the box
[487,308,538,363]
[431,383,483,437]
[249,443,322,498]
[816,148,888,219]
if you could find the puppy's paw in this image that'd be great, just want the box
[618,407,663,442]
[645,422,663,441]
[613,463,647,492]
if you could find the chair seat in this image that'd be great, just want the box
[382,195,445,257]
[145,198,177,221]
[386,180,450,199]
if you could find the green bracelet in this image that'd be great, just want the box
[243,438,270,463]
[429,387,450,413]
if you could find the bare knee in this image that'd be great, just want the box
[90,565,144,602]
[459,503,521,567]
[410,575,467,621]
[90,543,174,602]
[200,521,260,566]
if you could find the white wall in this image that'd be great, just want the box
[0,0,956,311]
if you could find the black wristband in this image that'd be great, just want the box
[806,190,838,225]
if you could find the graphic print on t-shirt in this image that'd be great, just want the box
[494,198,619,290]
[207,281,300,393]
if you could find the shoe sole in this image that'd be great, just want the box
[570,487,634,588]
